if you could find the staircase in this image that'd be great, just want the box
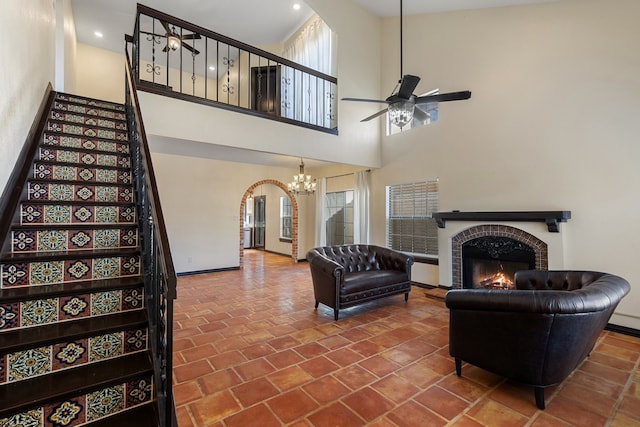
[0,93,162,425]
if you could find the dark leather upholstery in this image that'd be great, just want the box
[445,270,630,409]
[307,244,414,320]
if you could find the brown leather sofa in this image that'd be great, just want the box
[445,270,630,409]
[307,244,414,320]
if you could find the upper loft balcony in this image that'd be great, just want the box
[127,4,338,135]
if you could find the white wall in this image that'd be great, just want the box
[55,0,77,93]
[370,0,640,328]
[0,0,56,196]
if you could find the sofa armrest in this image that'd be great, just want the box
[307,249,345,280]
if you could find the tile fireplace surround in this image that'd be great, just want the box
[433,211,570,289]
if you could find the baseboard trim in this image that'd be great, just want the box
[605,323,640,338]
[177,266,240,276]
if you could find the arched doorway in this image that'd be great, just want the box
[239,179,299,268]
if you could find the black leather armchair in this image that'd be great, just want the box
[307,244,414,320]
[446,270,630,409]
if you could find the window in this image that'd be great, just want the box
[325,190,354,245]
[280,196,292,240]
[386,180,439,257]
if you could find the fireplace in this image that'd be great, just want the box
[462,236,536,289]
[448,224,550,289]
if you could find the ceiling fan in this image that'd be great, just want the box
[140,20,201,55]
[342,0,471,128]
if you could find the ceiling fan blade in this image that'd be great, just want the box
[396,74,421,99]
[160,19,171,35]
[361,108,389,122]
[139,30,166,38]
[181,33,201,40]
[415,90,472,105]
[182,42,200,55]
[342,97,390,104]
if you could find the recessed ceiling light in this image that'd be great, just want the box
[209,66,216,71]
[293,3,301,10]
[94,31,103,38]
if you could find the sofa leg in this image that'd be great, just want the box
[334,309,339,321]
[455,358,462,376]
[315,300,319,309]
[404,292,409,302]
[534,387,546,410]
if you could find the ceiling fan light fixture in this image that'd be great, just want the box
[388,100,415,128]
[167,34,181,50]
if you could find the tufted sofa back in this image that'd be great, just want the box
[311,244,404,273]
[515,270,604,291]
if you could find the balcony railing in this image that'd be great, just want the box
[127,4,338,134]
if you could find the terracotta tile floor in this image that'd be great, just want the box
[173,251,640,426]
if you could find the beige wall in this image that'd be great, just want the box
[0,0,56,196]
[75,43,125,104]
[370,0,640,328]
[55,0,77,93]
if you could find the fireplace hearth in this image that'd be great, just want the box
[462,236,535,289]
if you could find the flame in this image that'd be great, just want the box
[479,271,514,289]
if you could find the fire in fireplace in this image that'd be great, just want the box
[462,236,536,289]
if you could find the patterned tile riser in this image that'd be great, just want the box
[53,101,127,121]
[0,327,148,385]
[49,112,127,131]
[46,122,127,142]
[37,148,130,169]
[32,164,132,185]
[20,204,136,225]
[26,183,134,203]
[42,134,129,155]
[0,256,141,287]
[0,374,153,426]
[0,289,145,332]
[56,94,126,112]
[11,228,139,253]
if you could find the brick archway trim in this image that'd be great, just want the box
[239,179,299,268]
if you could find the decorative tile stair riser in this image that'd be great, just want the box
[42,134,129,154]
[37,148,130,169]
[11,228,139,253]
[46,121,128,142]
[20,204,136,225]
[56,94,126,112]
[50,111,127,131]
[0,327,148,385]
[53,101,127,121]
[0,374,154,426]
[32,164,132,185]
[0,256,142,288]
[0,288,144,332]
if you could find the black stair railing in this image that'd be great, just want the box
[125,48,178,427]
[128,3,338,134]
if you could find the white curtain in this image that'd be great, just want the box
[281,15,335,126]
[314,177,327,247]
[353,170,370,244]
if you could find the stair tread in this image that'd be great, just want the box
[0,351,152,418]
[87,402,159,427]
[0,247,140,262]
[0,309,148,353]
[56,93,125,111]
[0,276,143,304]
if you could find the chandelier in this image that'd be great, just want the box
[288,158,317,195]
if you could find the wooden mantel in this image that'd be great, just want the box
[432,211,572,232]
